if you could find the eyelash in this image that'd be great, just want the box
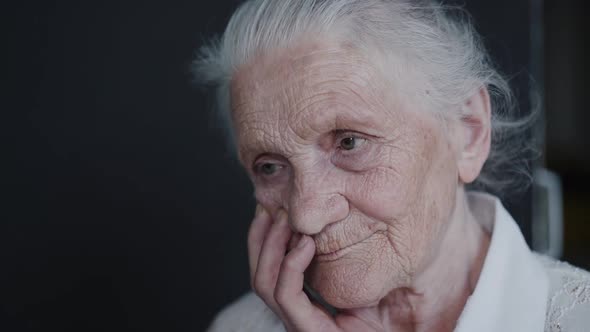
[334,131,368,152]
[254,163,284,176]
[251,154,287,180]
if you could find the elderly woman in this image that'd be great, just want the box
[195,0,590,331]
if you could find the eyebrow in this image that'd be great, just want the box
[236,125,280,166]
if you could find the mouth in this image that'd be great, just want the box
[314,244,356,262]
[314,235,371,262]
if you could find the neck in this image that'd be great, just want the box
[347,189,491,332]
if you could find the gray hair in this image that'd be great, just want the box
[193,0,536,196]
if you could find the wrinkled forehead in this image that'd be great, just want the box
[230,41,381,106]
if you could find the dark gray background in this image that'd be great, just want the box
[2,1,587,331]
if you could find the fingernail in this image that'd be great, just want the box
[257,205,270,219]
[276,209,287,223]
[296,235,309,249]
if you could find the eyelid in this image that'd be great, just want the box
[334,130,369,148]
[251,153,278,169]
[252,158,285,176]
[333,129,377,140]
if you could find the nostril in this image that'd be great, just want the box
[328,193,349,213]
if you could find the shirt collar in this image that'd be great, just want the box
[454,192,549,332]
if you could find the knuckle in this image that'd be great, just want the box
[273,285,288,305]
[252,275,266,293]
[252,274,276,302]
[254,284,271,300]
[249,274,258,291]
[282,255,299,273]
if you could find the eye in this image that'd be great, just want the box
[257,162,283,176]
[339,136,366,151]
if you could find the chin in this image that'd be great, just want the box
[306,260,389,309]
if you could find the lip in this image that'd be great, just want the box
[314,235,370,262]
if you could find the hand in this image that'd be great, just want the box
[248,205,386,332]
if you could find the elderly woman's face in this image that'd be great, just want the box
[231,41,461,308]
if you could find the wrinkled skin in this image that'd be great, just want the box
[231,40,491,331]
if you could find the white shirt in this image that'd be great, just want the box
[207,193,590,331]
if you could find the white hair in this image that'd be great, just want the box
[193,0,537,196]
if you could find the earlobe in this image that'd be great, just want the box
[457,87,492,184]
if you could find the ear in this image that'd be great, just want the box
[457,87,492,184]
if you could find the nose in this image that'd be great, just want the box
[287,170,349,235]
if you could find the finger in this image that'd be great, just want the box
[274,235,334,329]
[252,209,292,305]
[247,205,273,282]
[288,232,302,252]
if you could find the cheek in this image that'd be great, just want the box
[408,131,460,240]
[251,164,293,215]
[421,139,459,225]
[254,185,286,216]
[344,150,430,223]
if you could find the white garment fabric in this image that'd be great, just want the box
[207,193,590,331]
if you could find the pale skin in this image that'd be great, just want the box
[231,39,493,332]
